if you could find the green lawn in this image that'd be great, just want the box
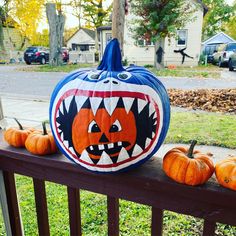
[0,111,236,235]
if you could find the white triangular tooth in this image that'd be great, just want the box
[64,96,73,112]
[60,132,64,141]
[56,110,60,118]
[154,120,157,125]
[138,99,148,113]
[132,144,143,157]
[80,150,94,164]
[69,147,76,155]
[152,132,155,138]
[90,97,103,115]
[104,97,119,116]
[97,151,113,165]
[153,112,157,119]
[117,147,130,163]
[145,138,152,148]
[122,97,134,113]
[56,122,60,127]
[59,104,64,115]
[149,104,155,117]
[75,96,88,112]
[63,140,69,148]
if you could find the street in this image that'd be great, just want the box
[0,65,236,100]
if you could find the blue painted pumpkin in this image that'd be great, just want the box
[49,39,170,172]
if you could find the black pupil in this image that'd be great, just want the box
[109,125,119,132]
[91,74,99,80]
[119,74,128,79]
[91,124,101,132]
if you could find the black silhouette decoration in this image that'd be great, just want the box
[174,47,193,64]
[156,46,165,64]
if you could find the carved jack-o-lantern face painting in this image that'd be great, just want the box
[72,108,136,161]
[50,39,170,172]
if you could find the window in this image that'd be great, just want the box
[177,30,187,46]
[105,33,112,45]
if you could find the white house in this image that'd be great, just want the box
[66,28,95,51]
[99,0,208,66]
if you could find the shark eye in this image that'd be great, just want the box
[88,120,101,133]
[88,72,100,80]
[117,72,131,80]
[109,120,122,132]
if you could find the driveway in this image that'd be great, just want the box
[0,65,236,99]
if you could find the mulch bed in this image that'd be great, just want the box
[167,89,236,114]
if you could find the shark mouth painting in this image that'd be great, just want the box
[52,88,161,172]
[50,39,170,172]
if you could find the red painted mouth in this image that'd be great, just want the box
[54,89,160,168]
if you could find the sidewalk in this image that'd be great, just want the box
[1,96,236,163]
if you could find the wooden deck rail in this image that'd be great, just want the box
[0,133,235,236]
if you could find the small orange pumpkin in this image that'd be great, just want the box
[4,118,34,148]
[163,140,215,186]
[215,157,236,191]
[25,122,57,155]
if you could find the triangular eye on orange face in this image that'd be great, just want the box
[72,108,137,161]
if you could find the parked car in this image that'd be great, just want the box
[61,47,69,63]
[228,50,236,71]
[24,46,49,65]
[212,42,236,67]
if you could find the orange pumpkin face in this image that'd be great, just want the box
[72,108,136,161]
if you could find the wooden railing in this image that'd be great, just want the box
[0,132,235,236]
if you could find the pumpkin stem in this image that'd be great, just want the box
[14,118,23,130]
[187,140,197,159]
[97,38,124,72]
[42,122,48,135]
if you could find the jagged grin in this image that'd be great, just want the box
[51,78,163,171]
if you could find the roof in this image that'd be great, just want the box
[66,28,95,42]
[202,32,236,45]
[97,25,112,31]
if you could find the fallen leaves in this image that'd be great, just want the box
[168,89,236,114]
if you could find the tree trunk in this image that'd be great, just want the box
[0,19,5,52]
[46,3,65,66]
[112,0,125,55]
[154,38,165,69]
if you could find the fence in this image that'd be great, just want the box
[69,51,97,64]
[0,133,235,236]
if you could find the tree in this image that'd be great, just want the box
[33,29,50,47]
[8,0,45,49]
[71,0,112,53]
[221,1,236,39]
[46,3,65,66]
[130,0,196,68]
[202,0,234,39]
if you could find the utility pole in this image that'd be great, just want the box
[112,0,126,55]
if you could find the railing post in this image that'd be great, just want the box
[0,171,12,236]
[33,178,50,236]
[107,196,119,236]
[151,207,163,236]
[3,171,24,236]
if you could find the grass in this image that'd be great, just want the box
[0,111,236,235]
[166,111,236,148]
[151,67,221,79]
[22,63,221,79]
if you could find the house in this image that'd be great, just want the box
[66,28,96,51]
[98,0,208,66]
[201,32,236,57]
